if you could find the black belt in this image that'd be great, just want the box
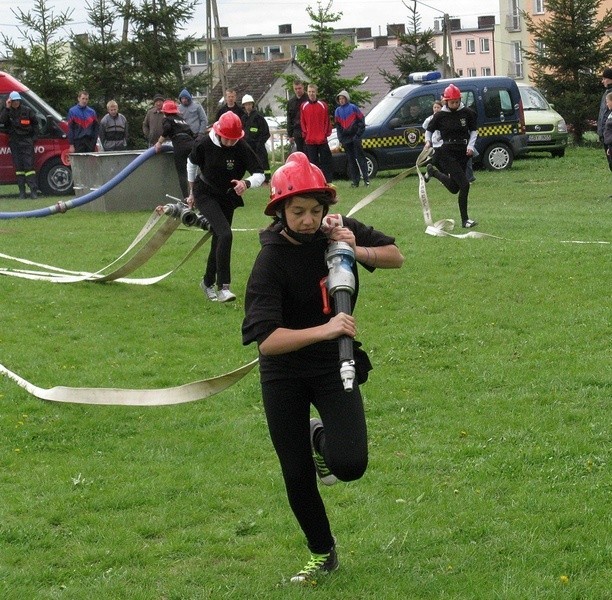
[446,139,468,145]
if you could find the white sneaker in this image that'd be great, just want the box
[217,287,236,303]
[200,281,217,301]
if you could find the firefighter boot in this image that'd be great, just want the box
[17,175,27,199]
[26,172,41,199]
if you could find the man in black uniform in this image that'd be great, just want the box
[424,83,478,228]
[0,91,41,198]
[286,79,308,153]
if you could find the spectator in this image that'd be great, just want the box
[67,90,98,153]
[186,112,264,303]
[603,91,612,173]
[155,100,195,199]
[301,83,333,183]
[286,79,308,152]
[215,89,244,121]
[98,100,128,151]
[178,89,208,140]
[241,151,404,584]
[334,90,369,187]
[598,67,612,171]
[424,84,478,228]
[240,94,271,183]
[0,91,41,198]
[143,94,165,147]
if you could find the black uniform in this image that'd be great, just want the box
[426,104,478,225]
[286,93,308,152]
[189,132,263,288]
[161,114,195,198]
[241,109,270,181]
[0,103,40,198]
[242,218,395,554]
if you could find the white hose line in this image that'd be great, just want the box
[0,358,259,406]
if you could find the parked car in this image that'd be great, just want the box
[0,71,73,195]
[517,83,568,157]
[330,72,528,179]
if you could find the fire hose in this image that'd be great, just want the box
[0,146,172,220]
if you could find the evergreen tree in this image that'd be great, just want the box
[523,0,612,144]
[380,0,438,90]
[0,0,74,112]
[296,1,371,110]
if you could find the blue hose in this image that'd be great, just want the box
[0,146,172,220]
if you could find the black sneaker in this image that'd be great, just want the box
[350,182,359,188]
[310,418,337,486]
[290,544,339,583]
[462,219,478,228]
[423,164,435,183]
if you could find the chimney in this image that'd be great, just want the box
[373,36,388,49]
[387,23,405,37]
[279,24,292,34]
[478,15,495,28]
[449,19,461,31]
[217,26,229,37]
[356,27,372,40]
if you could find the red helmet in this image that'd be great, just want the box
[162,100,179,114]
[442,84,461,101]
[212,111,245,140]
[266,152,337,216]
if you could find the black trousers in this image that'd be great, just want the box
[193,181,236,288]
[262,371,368,554]
[305,143,334,183]
[434,145,471,222]
[172,141,193,199]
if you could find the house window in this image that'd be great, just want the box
[188,50,207,66]
[506,0,521,31]
[455,39,462,50]
[466,39,476,54]
[511,41,523,78]
[457,68,463,77]
[467,68,477,77]
[481,67,492,76]
[266,45,282,60]
[245,47,256,61]
[480,38,490,53]
[229,47,246,63]
[534,0,545,14]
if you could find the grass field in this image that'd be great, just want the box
[0,147,610,599]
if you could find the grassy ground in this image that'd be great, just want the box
[0,147,610,599]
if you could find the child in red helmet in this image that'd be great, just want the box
[241,152,404,583]
[423,83,479,228]
[155,99,195,199]
[186,111,264,302]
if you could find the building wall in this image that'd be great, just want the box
[432,27,496,77]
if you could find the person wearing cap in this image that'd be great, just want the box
[334,90,369,187]
[241,151,403,584]
[177,88,207,139]
[142,94,166,147]
[240,94,271,182]
[0,91,41,198]
[66,90,98,153]
[423,83,479,228]
[154,100,195,199]
[597,67,612,171]
[186,111,264,303]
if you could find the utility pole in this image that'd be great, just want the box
[205,0,228,117]
[443,13,455,77]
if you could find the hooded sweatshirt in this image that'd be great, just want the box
[178,89,208,137]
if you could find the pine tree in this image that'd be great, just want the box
[296,1,371,110]
[523,0,612,143]
[380,0,438,90]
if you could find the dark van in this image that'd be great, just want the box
[0,71,73,195]
[330,72,528,177]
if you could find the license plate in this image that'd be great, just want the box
[529,134,551,142]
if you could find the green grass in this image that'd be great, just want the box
[0,147,610,599]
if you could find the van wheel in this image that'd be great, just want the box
[38,158,73,196]
[482,143,513,171]
[365,153,378,178]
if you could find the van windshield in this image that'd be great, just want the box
[365,96,404,126]
[23,89,65,121]
[519,87,549,110]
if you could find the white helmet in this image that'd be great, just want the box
[241,94,255,105]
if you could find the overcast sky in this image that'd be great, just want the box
[1,0,499,40]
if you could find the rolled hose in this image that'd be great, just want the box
[0,146,172,220]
